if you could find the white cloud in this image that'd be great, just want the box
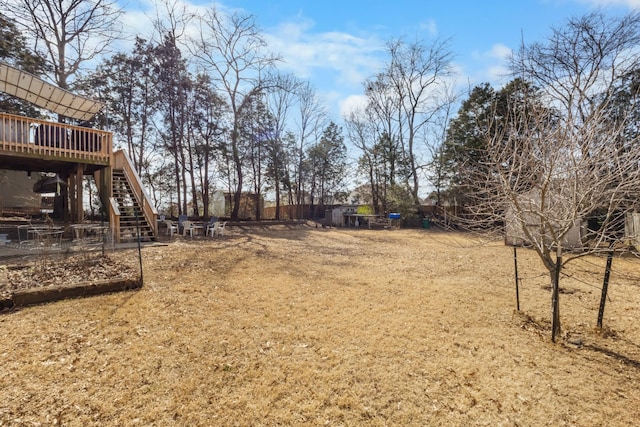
[260,17,391,121]
[463,43,513,87]
[338,94,368,118]
[485,65,512,83]
[265,19,384,87]
[574,0,640,7]
[120,9,154,40]
[117,0,210,47]
[489,43,513,60]
[419,19,438,37]
[471,43,512,61]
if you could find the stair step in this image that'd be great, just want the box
[111,168,156,242]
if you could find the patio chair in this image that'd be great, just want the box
[182,220,196,237]
[164,219,178,237]
[205,217,218,237]
[216,221,227,237]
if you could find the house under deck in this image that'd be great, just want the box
[0,111,157,243]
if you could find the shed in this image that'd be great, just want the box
[504,188,584,249]
[326,205,358,227]
[625,211,640,251]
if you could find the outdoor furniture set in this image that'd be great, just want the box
[163,217,226,238]
[16,224,64,249]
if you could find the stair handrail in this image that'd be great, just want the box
[112,150,158,237]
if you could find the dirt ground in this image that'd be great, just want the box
[1,224,640,426]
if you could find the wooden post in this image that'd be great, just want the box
[75,163,84,223]
[61,173,70,224]
[513,244,520,311]
[551,245,562,343]
[597,247,614,329]
[68,172,76,222]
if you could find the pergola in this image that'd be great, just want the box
[0,61,103,121]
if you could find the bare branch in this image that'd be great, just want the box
[2,0,124,89]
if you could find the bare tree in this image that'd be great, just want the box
[292,81,327,217]
[362,71,406,196]
[265,73,302,219]
[345,109,379,210]
[190,7,279,220]
[345,107,399,215]
[459,12,640,341]
[3,0,123,91]
[426,82,459,208]
[351,37,453,217]
[384,38,454,204]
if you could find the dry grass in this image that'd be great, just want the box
[1,225,640,426]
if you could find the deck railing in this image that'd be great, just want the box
[0,112,112,165]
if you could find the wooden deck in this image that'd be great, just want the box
[0,111,112,173]
[0,111,158,242]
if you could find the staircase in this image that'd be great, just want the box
[112,169,156,242]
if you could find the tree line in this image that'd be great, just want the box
[3,2,640,234]
[1,1,352,220]
[1,0,463,222]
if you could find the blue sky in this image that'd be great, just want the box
[124,0,639,122]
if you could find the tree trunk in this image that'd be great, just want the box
[255,191,262,221]
[274,169,281,220]
[173,152,182,215]
[202,155,210,219]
